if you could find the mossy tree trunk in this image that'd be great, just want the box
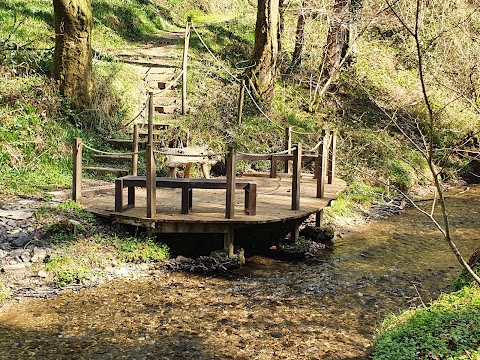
[53,0,93,110]
[248,0,280,106]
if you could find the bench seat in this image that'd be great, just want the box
[115,176,256,216]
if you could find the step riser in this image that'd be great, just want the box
[93,155,133,163]
[155,105,177,114]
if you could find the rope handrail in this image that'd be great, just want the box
[306,138,326,153]
[125,97,148,126]
[191,22,319,138]
[191,25,240,84]
[151,69,184,96]
[82,143,146,156]
[237,148,293,157]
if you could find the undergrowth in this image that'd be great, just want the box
[371,286,480,360]
[38,200,169,287]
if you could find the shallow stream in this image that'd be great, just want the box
[0,185,478,359]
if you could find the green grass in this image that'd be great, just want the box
[372,286,480,360]
[38,201,169,287]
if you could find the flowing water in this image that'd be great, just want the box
[0,186,478,359]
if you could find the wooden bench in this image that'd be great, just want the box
[115,176,257,216]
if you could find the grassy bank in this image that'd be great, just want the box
[371,285,480,359]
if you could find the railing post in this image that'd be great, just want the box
[148,91,154,146]
[226,145,236,219]
[316,130,327,198]
[328,130,336,184]
[132,124,139,176]
[72,137,83,203]
[146,144,156,218]
[182,16,192,115]
[270,155,278,178]
[285,126,292,173]
[291,143,301,210]
[237,79,245,124]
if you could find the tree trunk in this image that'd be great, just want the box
[291,0,309,69]
[324,0,350,79]
[53,0,93,110]
[248,0,280,105]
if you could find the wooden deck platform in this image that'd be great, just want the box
[81,173,346,237]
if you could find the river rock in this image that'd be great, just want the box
[2,263,27,272]
[0,209,34,220]
[10,232,31,248]
[31,247,48,263]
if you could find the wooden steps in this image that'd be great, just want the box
[154,105,177,114]
[93,154,132,163]
[107,138,147,150]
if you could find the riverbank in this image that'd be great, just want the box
[0,181,470,305]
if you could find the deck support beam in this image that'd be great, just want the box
[224,225,235,258]
[316,209,323,227]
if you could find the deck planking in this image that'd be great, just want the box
[81,173,346,232]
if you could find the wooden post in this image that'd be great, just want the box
[148,92,154,146]
[285,126,292,173]
[316,130,327,198]
[291,143,301,210]
[72,137,82,203]
[327,130,336,184]
[146,144,156,218]
[316,210,323,227]
[237,79,245,124]
[224,225,234,258]
[132,124,139,176]
[182,16,191,115]
[270,155,277,178]
[291,220,300,242]
[226,145,236,219]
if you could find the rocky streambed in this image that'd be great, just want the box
[0,200,51,273]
